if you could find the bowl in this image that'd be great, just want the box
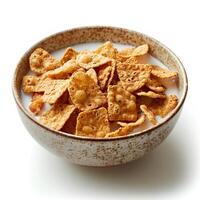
[12,26,188,167]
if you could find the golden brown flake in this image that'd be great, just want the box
[86,68,98,84]
[140,105,157,125]
[146,77,166,92]
[151,67,178,79]
[117,63,152,92]
[97,60,115,90]
[105,115,145,138]
[76,51,111,69]
[47,59,80,79]
[149,95,178,117]
[76,107,110,137]
[68,71,106,111]
[40,103,76,131]
[60,47,77,65]
[94,41,117,58]
[107,85,137,122]
[29,93,44,115]
[42,79,69,104]
[117,44,149,59]
[61,109,79,134]
[136,91,166,99]
[22,75,39,93]
[29,48,60,74]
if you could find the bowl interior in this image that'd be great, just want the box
[13,26,188,139]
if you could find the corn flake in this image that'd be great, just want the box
[94,41,117,59]
[140,105,157,125]
[105,115,145,138]
[29,93,44,115]
[86,68,98,84]
[47,59,80,79]
[76,51,111,69]
[151,66,178,79]
[29,48,60,74]
[149,95,178,117]
[60,47,77,65]
[146,77,166,92]
[136,91,166,99]
[76,107,110,137]
[68,71,106,111]
[108,85,137,122]
[117,63,152,92]
[40,103,76,131]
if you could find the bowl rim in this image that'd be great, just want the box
[12,25,188,141]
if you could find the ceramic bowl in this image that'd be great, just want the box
[12,26,188,166]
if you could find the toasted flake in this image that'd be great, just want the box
[151,67,178,79]
[132,44,149,56]
[117,63,152,92]
[94,41,117,58]
[146,77,165,92]
[149,95,178,117]
[86,68,98,84]
[76,107,110,137]
[108,85,137,122]
[97,60,115,90]
[76,51,111,69]
[61,109,79,134]
[117,44,149,58]
[29,93,44,115]
[40,104,76,131]
[68,71,106,111]
[29,48,60,74]
[22,75,39,93]
[105,115,145,138]
[136,91,166,99]
[47,59,80,79]
[42,80,69,104]
[60,47,77,65]
[140,105,157,125]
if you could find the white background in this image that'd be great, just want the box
[0,0,199,199]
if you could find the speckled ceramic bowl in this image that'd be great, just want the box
[12,26,188,166]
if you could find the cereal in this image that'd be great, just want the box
[117,63,152,92]
[149,95,178,117]
[117,44,149,58]
[40,103,76,131]
[22,42,179,138]
[60,47,77,65]
[97,60,115,90]
[86,68,98,84]
[22,75,39,93]
[47,59,80,79]
[61,109,79,134]
[108,85,137,122]
[76,51,111,69]
[29,48,60,74]
[146,77,165,92]
[151,66,178,79]
[68,71,106,111]
[42,79,69,104]
[29,93,44,115]
[105,115,145,138]
[140,105,157,125]
[94,41,117,58]
[136,91,166,99]
[76,107,110,137]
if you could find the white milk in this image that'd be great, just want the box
[22,42,179,133]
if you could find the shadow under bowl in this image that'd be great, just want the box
[12,26,188,166]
